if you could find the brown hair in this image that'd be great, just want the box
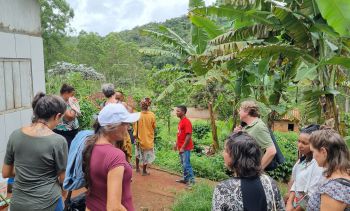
[240,100,260,117]
[310,129,350,177]
[82,121,125,190]
[60,83,75,95]
[225,132,262,177]
[31,92,66,122]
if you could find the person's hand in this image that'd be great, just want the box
[179,148,184,154]
[234,125,242,133]
[286,203,296,211]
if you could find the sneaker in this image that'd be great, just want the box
[176,179,187,184]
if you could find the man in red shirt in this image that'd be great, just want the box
[174,105,195,187]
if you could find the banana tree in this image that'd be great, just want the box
[192,0,350,131]
[140,0,226,151]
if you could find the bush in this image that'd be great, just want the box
[192,121,211,141]
[267,132,298,182]
[78,97,99,129]
[154,149,229,181]
[172,182,215,211]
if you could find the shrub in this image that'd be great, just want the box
[78,97,99,129]
[172,182,215,211]
[193,121,211,141]
[267,132,298,182]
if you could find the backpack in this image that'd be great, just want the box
[63,130,94,190]
[265,128,285,171]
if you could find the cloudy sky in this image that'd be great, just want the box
[66,0,216,35]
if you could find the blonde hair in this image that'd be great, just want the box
[240,100,260,117]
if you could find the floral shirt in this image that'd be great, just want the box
[212,175,285,211]
[308,178,350,211]
[55,103,79,131]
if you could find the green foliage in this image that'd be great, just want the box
[193,121,211,140]
[39,0,74,69]
[267,132,299,182]
[172,182,215,211]
[78,98,98,129]
[315,0,350,36]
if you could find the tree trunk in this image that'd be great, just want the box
[167,115,171,135]
[232,97,240,131]
[323,94,340,132]
[208,101,219,152]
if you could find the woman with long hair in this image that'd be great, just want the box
[286,124,325,211]
[83,103,140,211]
[308,129,350,211]
[2,92,68,211]
[212,132,285,211]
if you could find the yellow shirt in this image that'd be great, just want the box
[133,111,156,150]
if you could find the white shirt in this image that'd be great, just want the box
[291,158,325,194]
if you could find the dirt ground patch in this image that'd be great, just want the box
[0,167,188,211]
[131,167,186,211]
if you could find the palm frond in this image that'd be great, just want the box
[273,6,311,47]
[139,48,182,60]
[210,24,275,45]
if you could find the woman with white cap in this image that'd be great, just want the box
[83,103,140,211]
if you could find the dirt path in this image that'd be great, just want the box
[0,167,187,211]
[131,167,186,211]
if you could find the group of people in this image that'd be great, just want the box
[212,100,350,211]
[1,83,349,211]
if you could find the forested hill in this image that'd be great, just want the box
[117,16,190,69]
[118,16,190,47]
[44,15,190,87]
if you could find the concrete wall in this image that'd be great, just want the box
[0,0,41,35]
[0,0,45,168]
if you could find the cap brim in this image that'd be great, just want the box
[122,112,140,123]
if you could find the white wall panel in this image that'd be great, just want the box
[4,62,14,110]
[0,62,5,112]
[12,61,21,108]
[15,34,31,58]
[20,61,32,107]
[30,37,45,93]
[0,32,15,58]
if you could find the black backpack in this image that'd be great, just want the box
[265,128,285,171]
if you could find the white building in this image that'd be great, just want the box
[0,0,45,167]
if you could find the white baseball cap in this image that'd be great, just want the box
[98,103,140,126]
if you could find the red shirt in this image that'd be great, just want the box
[177,117,194,150]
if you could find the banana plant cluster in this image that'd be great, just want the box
[140,0,350,137]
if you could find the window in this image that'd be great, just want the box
[0,59,33,112]
[288,123,294,131]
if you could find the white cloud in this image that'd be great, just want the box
[67,0,216,35]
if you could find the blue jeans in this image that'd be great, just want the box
[179,150,195,182]
[55,197,63,211]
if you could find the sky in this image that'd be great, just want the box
[66,0,216,36]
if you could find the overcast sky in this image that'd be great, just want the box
[66,0,216,35]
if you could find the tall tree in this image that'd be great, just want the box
[39,0,74,69]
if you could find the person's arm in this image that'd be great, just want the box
[63,109,76,121]
[180,134,191,153]
[320,194,347,211]
[261,145,276,169]
[2,164,15,178]
[107,166,127,211]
